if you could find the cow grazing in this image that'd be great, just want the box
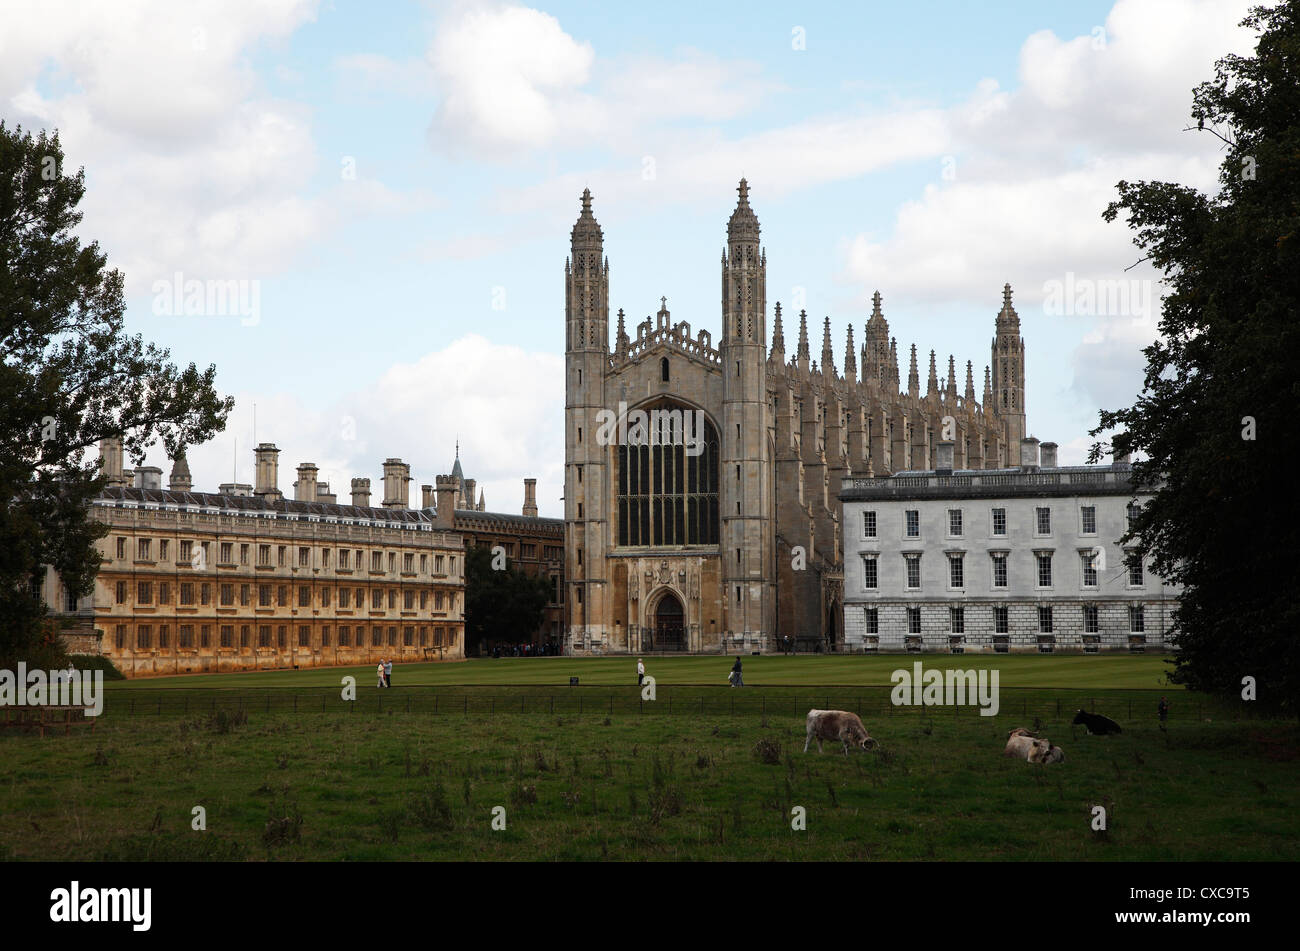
[804,709,875,756]
[1072,709,1122,735]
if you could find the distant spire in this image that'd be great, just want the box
[169,447,192,493]
[947,355,958,400]
[997,282,1019,329]
[965,360,976,402]
[727,177,760,244]
[983,365,993,406]
[477,488,485,511]
[907,344,920,397]
[844,323,857,382]
[821,316,835,377]
[796,310,810,369]
[889,337,899,390]
[771,302,786,360]
[616,307,628,353]
[927,350,939,398]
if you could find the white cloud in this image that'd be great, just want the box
[427,4,595,154]
[421,4,781,161]
[0,0,437,292]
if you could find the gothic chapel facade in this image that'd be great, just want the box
[564,181,1027,653]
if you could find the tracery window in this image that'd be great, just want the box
[617,401,719,546]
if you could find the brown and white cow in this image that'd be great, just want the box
[1005,731,1050,761]
[804,709,875,756]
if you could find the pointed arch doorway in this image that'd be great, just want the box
[653,592,685,652]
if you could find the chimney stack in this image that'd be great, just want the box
[135,466,163,491]
[463,478,476,511]
[99,437,126,487]
[1112,442,1132,467]
[1019,437,1041,471]
[421,484,435,509]
[254,443,281,500]
[382,458,411,509]
[434,474,459,529]
[934,441,955,475]
[1040,441,1059,468]
[293,463,319,502]
[219,482,253,497]
[316,482,337,504]
[350,477,371,508]
[522,478,538,517]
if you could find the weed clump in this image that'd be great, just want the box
[753,737,782,765]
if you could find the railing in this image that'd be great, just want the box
[90,686,1241,723]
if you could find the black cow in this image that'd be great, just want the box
[1072,709,1122,735]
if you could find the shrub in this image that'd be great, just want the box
[70,655,126,681]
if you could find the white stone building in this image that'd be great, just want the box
[840,438,1179,653]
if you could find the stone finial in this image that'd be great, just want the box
[820,316,835,377]
[796,310,810,369]
[844,323,857,381]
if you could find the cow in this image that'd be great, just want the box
[1039,745,1066,764]
[1005,732,1050,761]
[1072,709,1122,735]
[804,709,875,756]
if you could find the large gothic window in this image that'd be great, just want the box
[617,401,719,547]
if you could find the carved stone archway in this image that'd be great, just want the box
[646,586,686,652]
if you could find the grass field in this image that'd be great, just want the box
[3,656,1295,862]
[106,653,1181,690]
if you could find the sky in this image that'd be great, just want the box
[1,0,1258,517]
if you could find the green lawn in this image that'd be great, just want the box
[106,653,1182,690]
[1,708,1295,861]
[6,653,1285,862]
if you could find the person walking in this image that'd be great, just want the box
[1158,696,1169,724]
[731,656,743,688]
[384,658,393,688]
[637,658,645,686]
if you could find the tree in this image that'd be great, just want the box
[463,545,551,654]
[0,123,233,667]
[1090,2,1300,715]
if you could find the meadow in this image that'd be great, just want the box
[1,656,1295,862]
